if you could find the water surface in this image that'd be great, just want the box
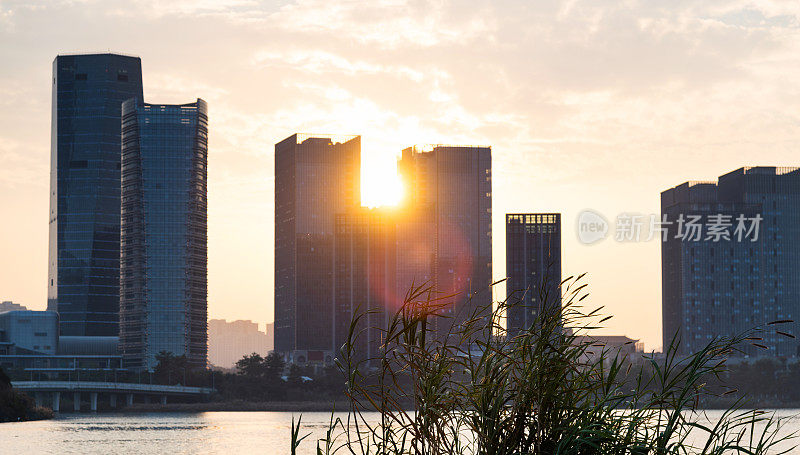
[1,410,798,454]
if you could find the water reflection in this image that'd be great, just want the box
[0,410,797,454]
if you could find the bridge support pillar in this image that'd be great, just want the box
[90,392,98,412]
[73,392,81,411]
[160,395,167,405]
[34,392,43,407]
[126,394,134,406]
[109,394,117,408]
[52,392,60,412]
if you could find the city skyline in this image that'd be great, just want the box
[4,2,800,351]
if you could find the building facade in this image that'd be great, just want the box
[274,134,361,362]
[396,145,492,341]
[333,208,396,365]
[0,311,59,355]
[208,319,273,369]
[120,99,208,370]
[506,213,562,337]
[48,53,144,337]
[662,167,800,357]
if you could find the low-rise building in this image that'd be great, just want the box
[0,310,58,355]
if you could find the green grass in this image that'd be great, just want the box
[292,275,796,454]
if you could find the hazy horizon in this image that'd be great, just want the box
[3,1,800,351]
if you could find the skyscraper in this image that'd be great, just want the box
[274,134,361,363]
[396,145,492,340]
[505,213,562,337]
[119,99,208,370]
[48,53,143,337]
[333,208,396,364]
[661,167,800,357]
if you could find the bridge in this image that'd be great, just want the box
[12,381,215,412]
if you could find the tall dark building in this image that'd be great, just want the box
[48,53,144,337]
[333,208,396,364]
[274,134,361,363]
[505,213,562,337]
[120,99,208,370]
[662,167,800,357]
[396,145,492,340]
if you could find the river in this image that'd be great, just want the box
[1,410,799,454]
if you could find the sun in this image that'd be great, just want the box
[361,155,404,208]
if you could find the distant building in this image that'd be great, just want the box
[0,311,59,355]
[505,214,562,337]
[0,316,122,372]
[119,99,209,370]
[333,208,396,365]
[208,319,273,369]
[396,145,492,341]
[48,53,144,337]
[274,134,361,364]
[0,303,122,373]
[662,167,800,357]
[0,301,28,313]
[574,335,644,366]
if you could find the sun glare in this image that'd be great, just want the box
[361,158,404,208]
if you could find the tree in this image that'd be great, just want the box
[263,352,285,383]
[236,353,266,377]
[287,364,303,386]
[0,366,10,391]
[153,351,189,385]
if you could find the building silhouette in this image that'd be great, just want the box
[505,213,562,337]
[48,53,143,337]
[274,134,361,363]
[662,167,800,357]
[333,208,396,365]
[396,145,492,341]
[208,319,273,369]
[119,99,208,370]
[0,301,28,314]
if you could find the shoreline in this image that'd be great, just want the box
[119,400,347,413]
[102,400,800,414]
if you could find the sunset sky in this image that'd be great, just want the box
[2,0,799,350]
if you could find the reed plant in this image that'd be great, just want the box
[292,275,795,454]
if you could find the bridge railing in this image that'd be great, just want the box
[11,381,214,395]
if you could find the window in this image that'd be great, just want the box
[117,74,129,82]
[75,73,87,80]
[34,332,47,337]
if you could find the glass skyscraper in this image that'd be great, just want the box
[119,99,208,370]
[333,208,396,365]
[662,167,800,357]
[505,213,562,338]
[396,145,492,341]
[48,53,144,337]
[274,134,361,363]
